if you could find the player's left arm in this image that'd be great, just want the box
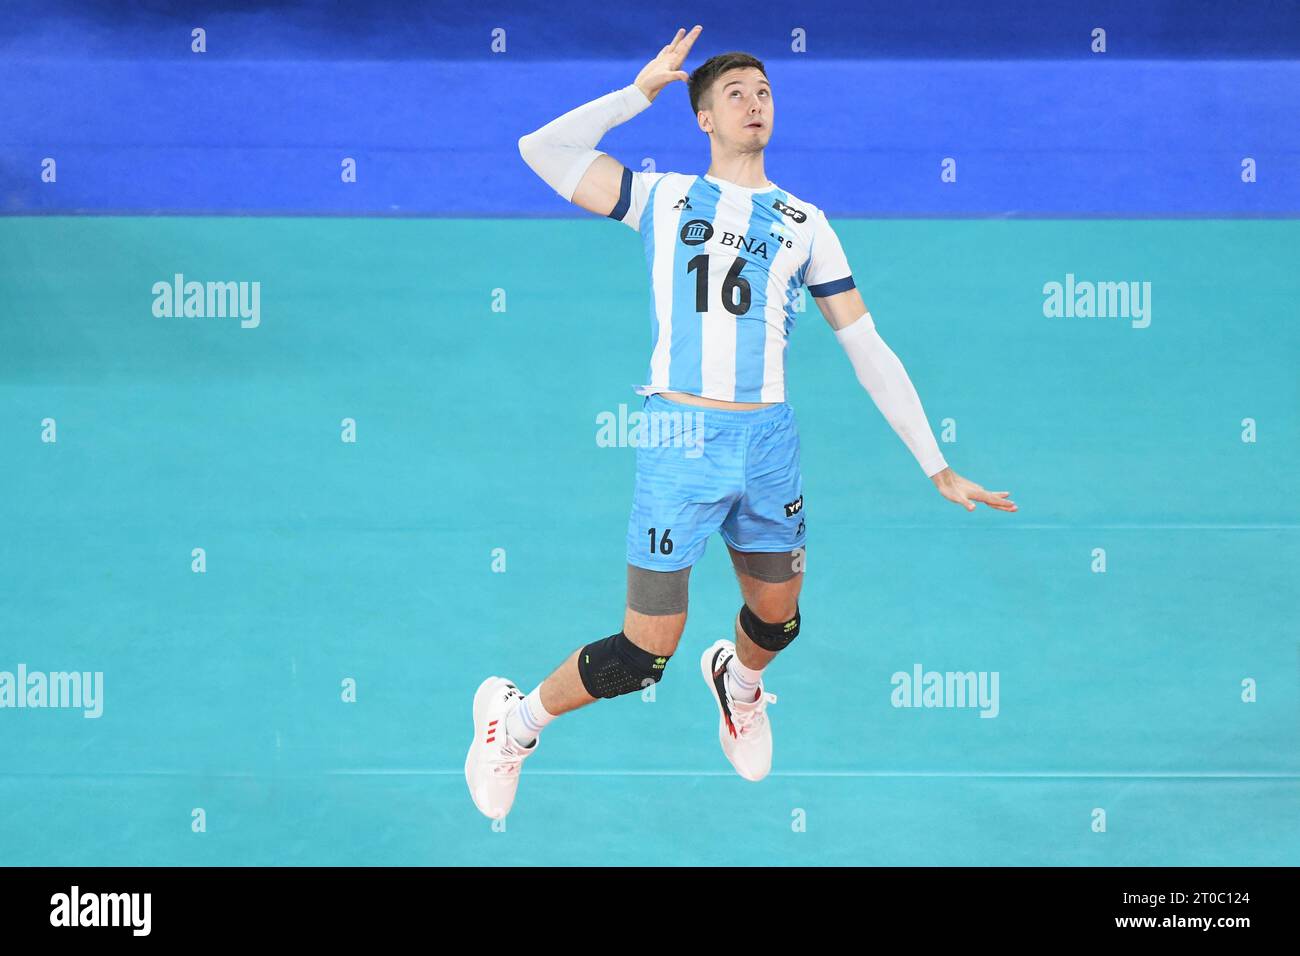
[811,285,1017,514]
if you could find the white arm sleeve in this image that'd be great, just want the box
[834,312,949,478]
[517,83,653,202]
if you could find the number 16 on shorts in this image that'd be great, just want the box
[647,527,674,556]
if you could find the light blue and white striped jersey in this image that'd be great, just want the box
[608,167,855,403]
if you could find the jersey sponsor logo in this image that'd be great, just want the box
[719,231,771,261]
[680,219,713,245]
[783,494,803,517]
[771,199,807,223]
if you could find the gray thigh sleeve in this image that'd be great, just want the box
[727,544,804,584]
[627,563,691,616]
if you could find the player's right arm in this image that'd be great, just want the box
[808,215,1016,513]
[517,26,702,217]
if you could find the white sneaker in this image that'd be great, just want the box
[464,676,539,819]
[700,639,777,781]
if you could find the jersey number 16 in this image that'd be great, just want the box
[687,254,751,316]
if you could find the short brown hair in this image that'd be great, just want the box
[688,52,768,116]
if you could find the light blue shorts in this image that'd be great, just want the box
[625,393,806,572]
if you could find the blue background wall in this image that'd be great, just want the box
[2,0,1298,215]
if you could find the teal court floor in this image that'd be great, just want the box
[1,217,1296,865]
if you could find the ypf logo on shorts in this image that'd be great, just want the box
[680,219,714,245]
[783,495,803,518]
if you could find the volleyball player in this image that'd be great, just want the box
[466,26,1016,819]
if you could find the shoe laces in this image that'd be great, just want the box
[731,690,777,738]
[490,737,532,777]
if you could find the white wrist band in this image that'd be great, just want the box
[834,312,948,478]
[518,83,653,201]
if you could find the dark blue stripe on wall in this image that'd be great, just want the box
[2,0,1298,60]
[4,57,1295,217]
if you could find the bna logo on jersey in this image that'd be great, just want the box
[771,199,807,223]
[680,219,714,245]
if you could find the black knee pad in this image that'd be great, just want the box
[739,603,800,652]
[578,631,671,699]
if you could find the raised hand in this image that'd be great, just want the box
[634,25,703,103]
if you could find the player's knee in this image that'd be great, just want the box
[738,602,801,652]
[577,631,672,700]
[623,613,686,659]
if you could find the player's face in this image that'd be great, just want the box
[705,68,773,150]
